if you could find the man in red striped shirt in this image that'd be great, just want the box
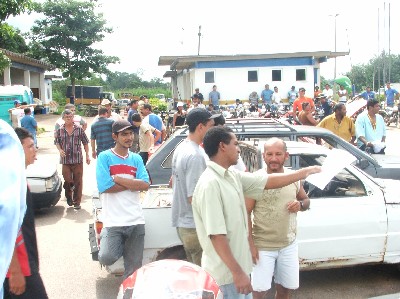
[55,109,91,210]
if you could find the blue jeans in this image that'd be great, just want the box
[219,283,253,299]
[99,224,145,279]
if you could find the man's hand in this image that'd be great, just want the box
[249,241,259,264]
[287,200,301,213]
[9,271,26,295]
[301,166,321,178]
[232,269,253,295]
[59,149,66,158]
[86,153,91,165]
[92,151,97,159]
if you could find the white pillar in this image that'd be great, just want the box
[3,67,11,85]
[24,70,30,87]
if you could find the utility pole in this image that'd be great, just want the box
[333,13,339,81]
[197,25,202,56]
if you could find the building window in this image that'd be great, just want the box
[296,69,306,81]
[205,71,215,83]
[248,70,258,82]
[272,69,282,81]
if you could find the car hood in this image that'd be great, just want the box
[372,154,400,165]
[26,159,57,178]
[374,178,400,204]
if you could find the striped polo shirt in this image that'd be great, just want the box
[90,117,115,155]
[55,124,89,164]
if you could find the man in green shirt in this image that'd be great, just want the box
[192,127,320,298]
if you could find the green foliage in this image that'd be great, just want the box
[0,23,29,53]
[28,0,119,90]
[0,50,11,72]
[0,0,32,21]
[346,53,400,93]
[149,98,167,112]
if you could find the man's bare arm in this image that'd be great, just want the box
[266,166,320,189]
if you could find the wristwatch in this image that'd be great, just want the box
[299,201,305,211]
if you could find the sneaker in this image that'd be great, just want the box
[73,204,81,210]
[66,197,73,206]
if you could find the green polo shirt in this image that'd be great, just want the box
[192,161,268,286]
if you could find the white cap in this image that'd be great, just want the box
[177,102,184,107]
[101,99,111,105]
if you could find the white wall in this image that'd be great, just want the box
[179,65,316,102]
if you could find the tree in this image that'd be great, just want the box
[28,0,119,97]
[0,0,33,71]
[0,23,29,53]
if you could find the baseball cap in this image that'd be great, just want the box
[317,93,326,99]
[112,120,134,133]
[299,87,306,92]
[177,102,184,107]
[186,108,220,128]
[14,100,21,105]
[101,99,111,105]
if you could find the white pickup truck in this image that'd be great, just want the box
[88,136,400,275]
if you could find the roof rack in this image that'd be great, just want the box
[225,118,297,133]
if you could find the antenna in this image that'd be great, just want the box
[197,25,202,56]
[388,2,391,82]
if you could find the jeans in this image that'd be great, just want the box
[99,224,145,279]
[176,227,202,266]
[219,283,253,299]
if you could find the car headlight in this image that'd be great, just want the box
[45,174,58,192]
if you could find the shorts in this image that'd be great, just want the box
[251,240,299,291]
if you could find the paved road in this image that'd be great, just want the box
[32,114,400,299]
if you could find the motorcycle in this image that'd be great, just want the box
[383,105,399,127]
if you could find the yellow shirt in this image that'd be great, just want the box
[192,161,268,286]
[317,114,355,142]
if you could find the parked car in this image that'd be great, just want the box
[26,156,62,210]
[89,129,400,276]
[117,99,130,107]
[146,118,400,185]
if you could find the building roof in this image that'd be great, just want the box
[159,51,349,76]
[1,48,55,70]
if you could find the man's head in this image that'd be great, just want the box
[14,100,21,107]
[101,99,112,110]
[62,109,74,124]
[195,88,200,93]
[141,104,152,116]
[192,94,199,105]
[213,112,225,126]
[24,107,31,115]
[212,85,217,91]
[131,113,142,128]
[15,127,36,168]
[318,94,327,103]
[130,99,139,110]
[274,86,279,92]
[366,86,371,92]
[339,85,345,90]
[367,99,380,114]
[325,84,330,89]
[203,126,239,165]
[263,138,288,173]
[299,87,306,96]
[98,106,108,117]
[291,86,295,90]
[301,102,311,112]
[314,86,319,91]
[333,102,346,117]
[185,108,217,138]
[265,84,270,89]
[64,103,76,114]
[386,82,391,88]
[112,120,134,148]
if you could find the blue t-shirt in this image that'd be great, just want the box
[96,149,149,193]
[209,91,221,106]
[148,114,163,144]
[360,91,375,100]
[385,88,398,106]
[261,89,274,104]
[20,115,37,136]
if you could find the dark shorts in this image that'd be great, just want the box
[4,272,48,299]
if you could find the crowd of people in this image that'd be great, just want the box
[1,81,398,298]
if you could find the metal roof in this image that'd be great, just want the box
[1,48,55,70]
[158,51,349,73]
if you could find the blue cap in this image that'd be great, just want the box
[14,100,21,105]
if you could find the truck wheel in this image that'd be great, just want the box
[155,246,187,261]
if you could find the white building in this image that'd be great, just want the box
[159,51,348,104]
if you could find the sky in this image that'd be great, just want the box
[6,0,400,82]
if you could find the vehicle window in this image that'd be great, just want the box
[299,155,367,198]
[160,139,184,169]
